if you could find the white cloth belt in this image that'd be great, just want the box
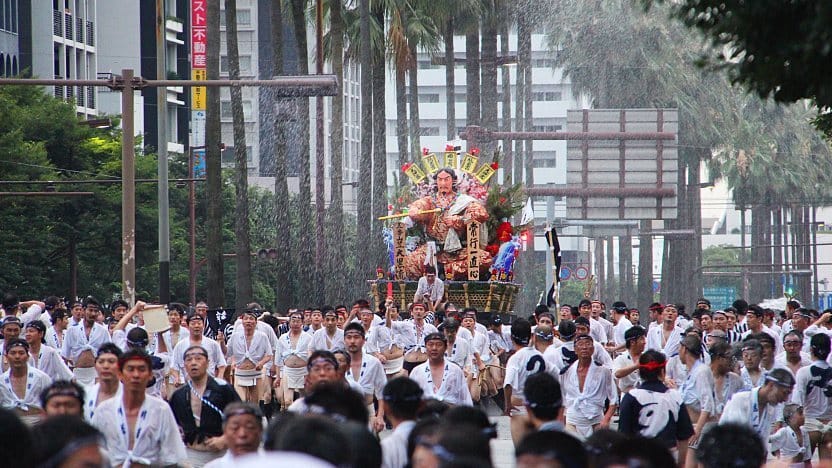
[122,451,152,468]
[383,356,405,374]
[234,368,262,387]
[282,366,307,389]
[73,366,97,386]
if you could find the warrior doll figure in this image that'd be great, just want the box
[404,168,492,279]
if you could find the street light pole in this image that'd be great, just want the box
[156,0,171,303]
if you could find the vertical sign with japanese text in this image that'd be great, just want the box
[190,0,207,145]
[467,222,480,281]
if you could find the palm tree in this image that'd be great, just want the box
[290,0,316,303]
[270,0,293,313]
[326,0,348,304]
[356,0,374,280]
[372,2,389,271]
[225,0,253,311]
[480,1,499,156]
[205,0,225,307]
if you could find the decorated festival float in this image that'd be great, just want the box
[369,145,529,316]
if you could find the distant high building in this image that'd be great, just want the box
[0,0,20,78]
[19,0,98,119]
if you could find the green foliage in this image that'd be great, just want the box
[485,182,525,236]
[648,0,832,138]
[702,245,742,291]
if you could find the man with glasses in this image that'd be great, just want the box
[774,330,811,377]
[62,296,110,385]
[170,345,240,467]
[286,350,343,412]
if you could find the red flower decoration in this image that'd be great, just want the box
[490,162,499,170]
[499,197,507,204]
[471,148,480,155]
[445,144,455,151]
[422,147,429,155]
[402,162,412,171]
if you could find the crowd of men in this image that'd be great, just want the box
[0,290,825,467]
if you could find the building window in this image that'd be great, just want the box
[220,55,252,74]
[532,91,562,102]
[532,151,557,168]
[219,9,252,26]
[419,127,440,136]
[220,100,253,119]
[531,59,555,68]
[531,125,562,132]
[417,60,438,69]
[418,93,439,103]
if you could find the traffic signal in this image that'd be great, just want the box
[257,248,279,260]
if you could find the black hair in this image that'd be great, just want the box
[681,335,703,358]
[786,300,801,310]
[516,430,588,468]
[749,331,775,349]
[697,423,765,468]
[110,299,129,312]
[344,321,366,337]
[811,333,831,361]
[510,318,532,346]
[638,350,667,382]
[1,292,19,311]
[43,296,62,311]
[96,342,123,360]
[523,372,562,420]
[599,436,677,468]
[49,309,67,325]
[424,264,437,274]
[732,299,749,314]
[533,304,549,316]
[339,421,382,468]
[304,382,369,425]
[40,380,85,409]
[332,349,351,367]
[416,398,450,420]
[266,415,351,466]
[32,417,101,468]
[382,377,423,421]
[585,429,628,464]
[407,418,442,461]
[117,348,152,371]
[82,296,100,308]
[0,408,33,468]
[167,302,187,314]
[443,406,497,439]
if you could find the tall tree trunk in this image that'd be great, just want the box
[465,25,480,130]
[750,201,772,302]
[327,0,346,304]
[619,235,633,305]
[372,5,388,271]
[205,0,224,307]
[606,236,614,301]
[395,67,409,167]
[408,48,421,159]
[686,152,703,308]
[637,220,653,322]
[226,0,252,311]
[314,0,327,301]
[444,17,455,139]
[290,0,314,304]
[271,0,292,314]
[480,13,498,156]
[772,205,783,297]
[500,19,512,184]
[513,19,524,185]
[357,0,373,280]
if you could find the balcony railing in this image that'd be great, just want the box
[64,14,73,40]
[76,18,84,43]
[86,86,95,109]
[86,21,95,46]
[77,86,85,106]
[53,10,62,36]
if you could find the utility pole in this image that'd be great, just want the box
[156,0,171,303]
[314,0,326,299]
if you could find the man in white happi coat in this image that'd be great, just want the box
[0,338,52,425]
[562,334,617,438]
[227,309,273,403]
[309,309,345,353]
[503,318,549,445]
[62,296,110,385]
[25,319,73,381]
[344,322,388,432]
[720,368,795,452]
[646,304,685,358]
[790,332,832,459]
[273,310,312,410]
[388,302,438,374]
[171,313,227,387]
[92,349,187,467]
[410,331,472,407]
[83,343,124,421]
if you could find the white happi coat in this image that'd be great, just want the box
[92,394,187,467]
[0,367,52,412]
[227,330,272,370]
[348,353,388,399]
[29,345,73,381]
[309,327,345,353]
[562,360,617,427]
[411,360,473,406]
[62,322,110,362]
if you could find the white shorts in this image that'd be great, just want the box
[383,356,404,375]
[282,366,308,389]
